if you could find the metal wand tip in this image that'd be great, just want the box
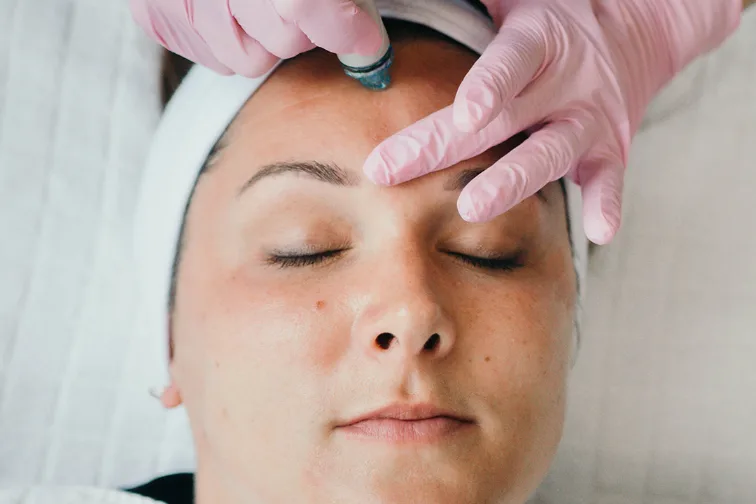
[342,46,394,91]
[357,66,392,90]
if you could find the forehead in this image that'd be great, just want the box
[216,37,481,180]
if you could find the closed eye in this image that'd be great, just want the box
[445,251,523,272]
[266,249,346,269]
[265,249,523,272]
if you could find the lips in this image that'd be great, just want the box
[337,403,474,443]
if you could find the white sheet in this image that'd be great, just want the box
[0,0,754,501]
[0,487,158,504]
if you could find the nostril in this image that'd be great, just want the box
[375,332,394,350]
[423,333,440,351]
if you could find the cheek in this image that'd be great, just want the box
[466,274,572,359]
[456,270,574,415]
[171,260,354,488]
[173,259,354,408]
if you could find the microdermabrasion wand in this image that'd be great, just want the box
[337,0,393,90]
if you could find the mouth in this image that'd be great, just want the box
[336,403,475,443]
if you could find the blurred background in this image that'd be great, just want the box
[0,1,754,502]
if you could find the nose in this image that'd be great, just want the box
[352,253,456,362]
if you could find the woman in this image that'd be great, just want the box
[130,2,587,502]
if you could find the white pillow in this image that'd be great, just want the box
[0,0,193,488]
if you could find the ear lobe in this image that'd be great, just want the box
[149,382,183,408]
[155,315,183,408]
[159,383,183,409]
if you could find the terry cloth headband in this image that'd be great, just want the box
[133,0,588,386]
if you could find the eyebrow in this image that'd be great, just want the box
[238,161,358,195]
[237,161,546,202]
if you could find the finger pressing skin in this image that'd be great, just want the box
[363,96,540,186]
[457,118,594,222]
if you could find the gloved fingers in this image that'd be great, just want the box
[129,0,161,40]
[193,4,280,77]
[129,0,233,75]
[231,0,315,59]
[273,0,383,55]
[456,118,594,222]
[364,106,492,185]
[364,98,540,186]
[578,158,624,245]
[453,19,547,133]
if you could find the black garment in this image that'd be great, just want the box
[128,473,195,504]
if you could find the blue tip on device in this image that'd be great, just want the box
[340,45,394,90]
[337,0,393,91]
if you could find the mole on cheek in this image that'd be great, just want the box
[485,356,491,362]
[315,300,326,310]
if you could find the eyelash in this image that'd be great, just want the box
[444,251,523,272]
[266,249,347,269]
[266,249,523,272]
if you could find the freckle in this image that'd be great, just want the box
[214,360,220,368]
[221,407,229,419]
[485,356,491,362]
[315,300,326,310]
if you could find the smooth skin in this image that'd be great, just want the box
[161,30,577,504]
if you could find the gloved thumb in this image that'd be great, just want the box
[579,159,624,245]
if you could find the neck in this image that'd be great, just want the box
[194,458,256,504]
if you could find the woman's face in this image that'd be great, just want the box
[169,32,576,504]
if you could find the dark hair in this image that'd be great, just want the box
[161,51,193,108]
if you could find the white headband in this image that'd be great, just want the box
[133,0,588,384]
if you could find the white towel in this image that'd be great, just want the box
[0,487,160,504]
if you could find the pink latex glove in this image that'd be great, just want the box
[364,0,741,244]
[129,0,383,77]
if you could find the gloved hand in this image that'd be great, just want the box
[129,0,383,77]
[363,0,740,244]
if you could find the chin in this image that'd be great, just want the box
[352,464,505,504]
[357,484,504,504]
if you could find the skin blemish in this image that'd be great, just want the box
[485,356,491,362]
[315,300,326,310]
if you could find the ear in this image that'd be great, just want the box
[159,382,183,409]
